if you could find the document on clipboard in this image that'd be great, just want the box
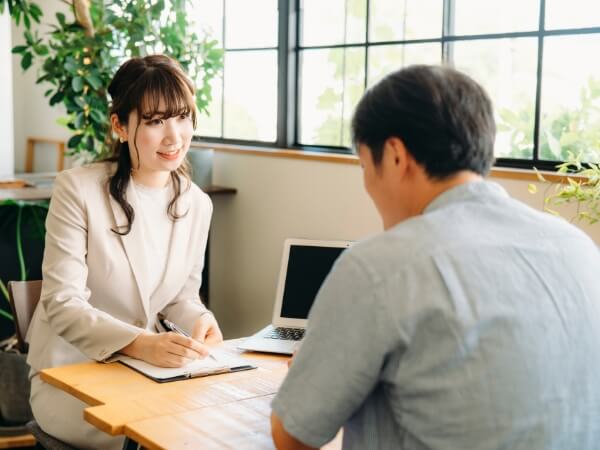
[115,348,256,383]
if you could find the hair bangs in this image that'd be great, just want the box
[138,69,197,125]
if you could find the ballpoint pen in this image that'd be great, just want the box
[161,317,218,362]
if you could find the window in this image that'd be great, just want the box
[191,0,279,142]
[194,0,600,169]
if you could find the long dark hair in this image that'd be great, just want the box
[106,54,197,235]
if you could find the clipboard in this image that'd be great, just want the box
[114,349,256,383]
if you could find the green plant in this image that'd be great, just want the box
[0,200,49,321]
[0,0,41,30]
[531,152,600,224]
[498,77,600,161]
[10,0,223,161]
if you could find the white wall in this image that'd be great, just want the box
[11,1,70,173]
[0,9,14,177]
[207,150,600,339]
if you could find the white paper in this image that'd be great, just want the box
[115,348,251,380]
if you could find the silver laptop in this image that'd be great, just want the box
[238,238,352,355]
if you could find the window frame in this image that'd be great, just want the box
[196,0,600,171]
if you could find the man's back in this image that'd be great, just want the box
[272,181,600,449]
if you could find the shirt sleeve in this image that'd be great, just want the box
[271,251,394,448]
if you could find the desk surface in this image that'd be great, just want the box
[40,340,341,450]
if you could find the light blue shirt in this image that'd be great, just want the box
[272,181,600,450]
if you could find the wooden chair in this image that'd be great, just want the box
[6,280,77,450]
[25,137,65,173]
[7,280,42,354]
[0,433,35,449]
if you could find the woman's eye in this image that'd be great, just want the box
[148,119,163,125]
[179,113,190,120]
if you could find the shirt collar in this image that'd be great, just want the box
[423,180,509,214]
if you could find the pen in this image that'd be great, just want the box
[162,318,218,362]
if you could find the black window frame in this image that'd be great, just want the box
[196,0,600,171]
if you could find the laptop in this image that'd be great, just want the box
[238,238,352,355]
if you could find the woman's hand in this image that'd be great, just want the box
[192,312,223,344]
[120,331,209,368]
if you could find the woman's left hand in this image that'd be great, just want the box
[192,312,223,344]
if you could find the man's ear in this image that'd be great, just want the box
[111,114,128,143]
[384,137,412,177]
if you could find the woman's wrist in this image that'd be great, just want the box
[120,331,150,358]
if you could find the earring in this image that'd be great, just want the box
[119,137,125,143]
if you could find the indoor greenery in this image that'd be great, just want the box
[531,153,600,224]
[498,77,600,162]
[0,0,42,30]
[496,75,600,224]
[0,201,48,322]
[7,0,223,160]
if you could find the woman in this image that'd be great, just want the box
[26,55,223,449]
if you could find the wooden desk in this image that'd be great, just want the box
[40,341,341,450]
[0,186,52,201]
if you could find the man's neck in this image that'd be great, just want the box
[422,171,483,210]
[383,171,482,230]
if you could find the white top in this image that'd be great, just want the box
[132,181,174,298]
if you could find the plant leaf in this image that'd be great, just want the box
[72,76,84,93]
[85,74,102,90]
[21,52,33,70]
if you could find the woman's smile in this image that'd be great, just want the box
[157,148,182,160]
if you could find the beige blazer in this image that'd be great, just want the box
[26,162,213,374]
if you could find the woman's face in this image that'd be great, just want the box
[126,98,194,178]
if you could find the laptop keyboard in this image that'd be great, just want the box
[265,327,305,341]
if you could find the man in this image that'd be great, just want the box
[270,65,600,450]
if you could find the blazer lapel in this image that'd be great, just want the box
[108,180,150,319]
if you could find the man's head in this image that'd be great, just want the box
[351,65,496,228]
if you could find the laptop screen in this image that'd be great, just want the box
[280,244,346,319]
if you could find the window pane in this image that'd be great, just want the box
[545,0,600,30]
[225,0,278,48]
[299,48,365,147]
[189,0,224,44]
[369,0,443,41]
[223,51,277,141]
[368,43,440,87]
[453,38,538,159]
[301,0,366,46]
[198,75,223,138]
[453,0,540,35]
[540,35,600,162]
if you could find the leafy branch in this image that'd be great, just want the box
[0,0,42,30]
[533,152,600,224]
